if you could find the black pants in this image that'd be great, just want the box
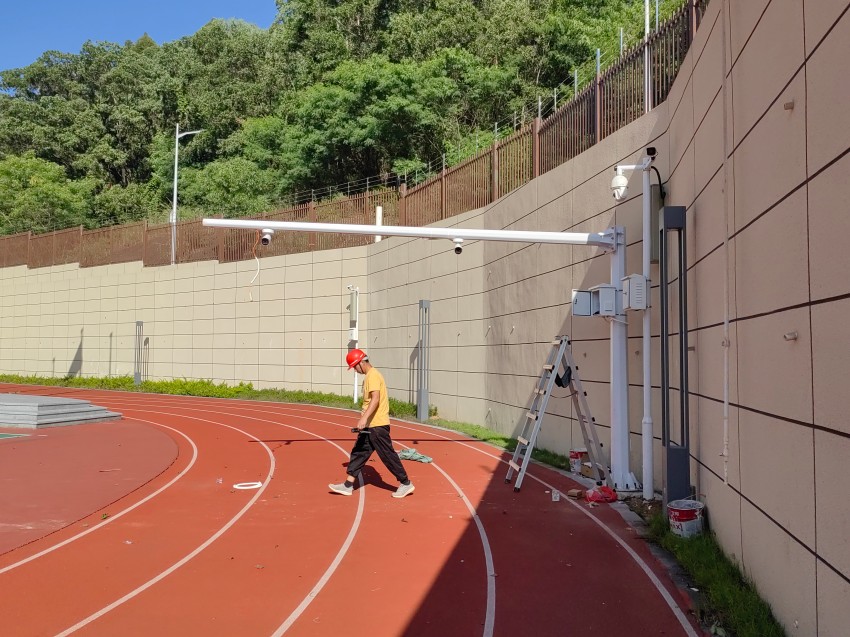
[347,426,409,485]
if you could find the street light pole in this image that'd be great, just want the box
[170,124,203,265]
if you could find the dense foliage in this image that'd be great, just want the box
[0,0,681,235]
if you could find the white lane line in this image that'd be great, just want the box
[389,421,700,637]
[94,398,367,637]
[117,398,496,637]
[54,412,276,637]
[0,421,198,575]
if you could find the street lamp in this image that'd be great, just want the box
[170,124,203,265]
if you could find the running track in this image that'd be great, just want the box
[0,385,701,636]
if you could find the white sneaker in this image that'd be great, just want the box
[329,482,353,496]
[392,482,415,498]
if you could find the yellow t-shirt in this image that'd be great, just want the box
[361,368,390,427]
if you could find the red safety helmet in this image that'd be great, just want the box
[346,349,368,369]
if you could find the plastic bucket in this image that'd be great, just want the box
[668,499,705,538]
[569,448,587,473]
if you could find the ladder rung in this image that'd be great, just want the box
[517,436,529,446]
[543,364,555,371]
[526,412,538,421]
[509,461,521,472]
[551,339,562,345]
[534,388,545,395]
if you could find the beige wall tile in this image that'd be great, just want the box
[740,501,817,636]
[811,297,850,435]
[807,144,850,301]
[734,187,809,317]
[817,560,850,637]
[739,409,815,546]
[815,430,850,578]
[736,307,812,423]
[807,9,850,176]
[731,0,804,142]
[733,74,807,230]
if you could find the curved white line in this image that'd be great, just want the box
[389,421,699,637]
[55,413,277,636]
[109,397,496,637]
[90,398,368,636]
[0,421,198,575]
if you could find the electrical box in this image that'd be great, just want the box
[571,289,593,316]
[574,285,618,317]
[622,274,648,311]
[589,284,618,316]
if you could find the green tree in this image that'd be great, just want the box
[0,154,92,235]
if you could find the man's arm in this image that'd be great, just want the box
[356,390,380,429]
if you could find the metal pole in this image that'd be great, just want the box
[171,124,179,266]
[620,27,624,56]
[134,321,143,386]
[375,205,383,242]
[609,226,638,491]
[656,0,659,31]
[642,162,654,499]
[574,69,578,98]
[170,125,203,266]
[202,219,616,248]
[417,300,431,421]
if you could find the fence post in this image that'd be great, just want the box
[532,117,541,178]
[26,231,32,269]
[216,213,225,262]
[595,49,602,143]
[491,133,500,203]
[398,182,407,226]
[688,0,698,44]
[79,225,84,265]
[440,154,446,220]
[142,220,148,266]
[309,200,317,250]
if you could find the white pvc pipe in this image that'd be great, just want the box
[202,218,615,248]
[642,164,654,500]
[375,206,383,242]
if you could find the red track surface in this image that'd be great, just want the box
[0,385,701,637]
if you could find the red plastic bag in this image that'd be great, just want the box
[585,485,617,503]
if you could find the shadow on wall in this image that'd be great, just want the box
[66,328,83,379]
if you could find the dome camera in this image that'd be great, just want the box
[260,229,274,246]
[452,238,464,255]
[611,173,629,201]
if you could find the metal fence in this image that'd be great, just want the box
[0,0,708,271]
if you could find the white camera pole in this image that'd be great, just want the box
[614,154,655,499]
[203,217,639,486]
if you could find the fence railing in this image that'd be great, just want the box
[0,0,708,271]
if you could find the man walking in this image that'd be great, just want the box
[329,349,415,498]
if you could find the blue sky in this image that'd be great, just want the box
[1,0,278,72]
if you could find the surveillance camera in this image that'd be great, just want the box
[452,238,463,255]
[646,146,657,159]
[611,173,629,201]
[260,229,274,246]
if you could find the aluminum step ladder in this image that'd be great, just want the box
[505,335,611,491]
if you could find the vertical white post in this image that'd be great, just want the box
[171,123,180,266]
[375,205,383,242]
[610,226,637,491]
[642,164,654,499]
[350,286,360,403]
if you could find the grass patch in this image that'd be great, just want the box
[647,515,786,637]
[425,418,572,470]
[0,374,420,418]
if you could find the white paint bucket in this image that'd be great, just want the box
[569,448,587,473]
[668,499,705,538]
